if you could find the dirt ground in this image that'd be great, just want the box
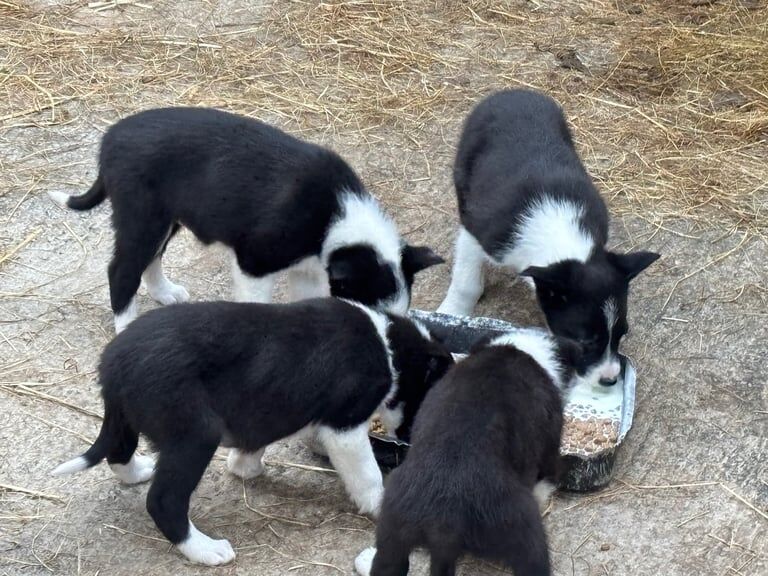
[1,1,766,575]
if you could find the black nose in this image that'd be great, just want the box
[599,377,618,387]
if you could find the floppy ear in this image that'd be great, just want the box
[609,251,660,282]
[519,264,570,291]
[402,245,444,276]
[327,258,356,283]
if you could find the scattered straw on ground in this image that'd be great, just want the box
[1,0,766,240]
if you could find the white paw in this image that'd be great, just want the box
[226,449,265,480]
[354,547,377,576]
[148,282,190,305]
[177,523,235,566]
[110,454,155,484]
[356,485,384,518]
[113,298,138,334]
[436,299,473,317]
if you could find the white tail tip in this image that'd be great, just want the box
[52,456,89,476]
[354,547,377,576]
[47,190,71,207]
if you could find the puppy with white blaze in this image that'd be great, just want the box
[47,107,443,333]
[354,328,579,576]
[437,89,659,387]
[51,298,453,566]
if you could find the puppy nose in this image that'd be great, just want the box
[599,377,618,387]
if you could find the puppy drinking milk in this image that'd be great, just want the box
[52,297,453,566]
[438,89,659,388]
[355,328,578,576]
[48,107,443,332]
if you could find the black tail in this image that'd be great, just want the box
[67,174,107,210]
[51,405,122,476]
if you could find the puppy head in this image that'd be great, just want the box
[520,250,658,387]
[488,327,581,389]
[382,317,454,442]
[327,244,443,316]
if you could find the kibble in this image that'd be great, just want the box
[370,418,387,435]
[561,414,620,456]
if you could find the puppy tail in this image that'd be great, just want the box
[48,174,106,211]
[51,405,120,476]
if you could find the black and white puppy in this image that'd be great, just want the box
[48,107,443,333]
[52,298,453,566]
[437,89,659,387]
[354,328,577,576]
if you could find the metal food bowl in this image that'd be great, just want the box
[369,310,637,492]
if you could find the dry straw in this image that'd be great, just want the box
[1,0,765,243]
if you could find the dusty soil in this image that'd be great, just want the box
[1,1,766,575]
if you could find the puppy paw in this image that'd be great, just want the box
[177,524,235,566]
[110,454,155,484]
[148,282,190,305]
[356,485,384,518]
[227,449,265,480]
[436,300,472,317]
[354,547,377,576]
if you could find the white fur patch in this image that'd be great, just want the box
[51,455,89,476]
[343,301,397,399]
[533,479,556,509]
[114,296,138,334]
[437,226,488,317]
[354,547,377,576]
[323,192,410,315]
[490,328,562,387]
[378,404,404,436]
[110,454,155,484]
[226,448,266,480]
[577,296,622,387]
[47,190,71,207]
[143,258,190,305]
[412,319,432,342]
[317,423,384,516]
[500,197,595,271]
[176,521,235,566]
[323,192,401,266]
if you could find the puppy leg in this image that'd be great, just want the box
[146,438,232,566]
[429,555,458,576]
[230,251,276,303]
[143,224,189,305]
[109,221,174,333]
[226,447,266,480]
[497,489,551,576]
[437,226,486,316]
[366,513,412,576]
[287,259,329,301]
[317,423,383,516]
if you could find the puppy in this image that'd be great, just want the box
[52,298,453,566]
[354,328,578,576]
[48,108,442,333]
[438,89,659,387]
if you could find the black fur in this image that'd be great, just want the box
[368,338,572,576]
[63,107,441,315]
[451,89,659,385]
[61,298,452,547]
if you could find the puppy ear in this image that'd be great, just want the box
[327,257,356,283]
[402,245,444,276]
[608,251,660,282]
[520,264,569,291]
[426,349,454,381]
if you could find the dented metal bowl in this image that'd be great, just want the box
[369,310,637,492]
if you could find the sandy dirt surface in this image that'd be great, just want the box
[1,1,766,575]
